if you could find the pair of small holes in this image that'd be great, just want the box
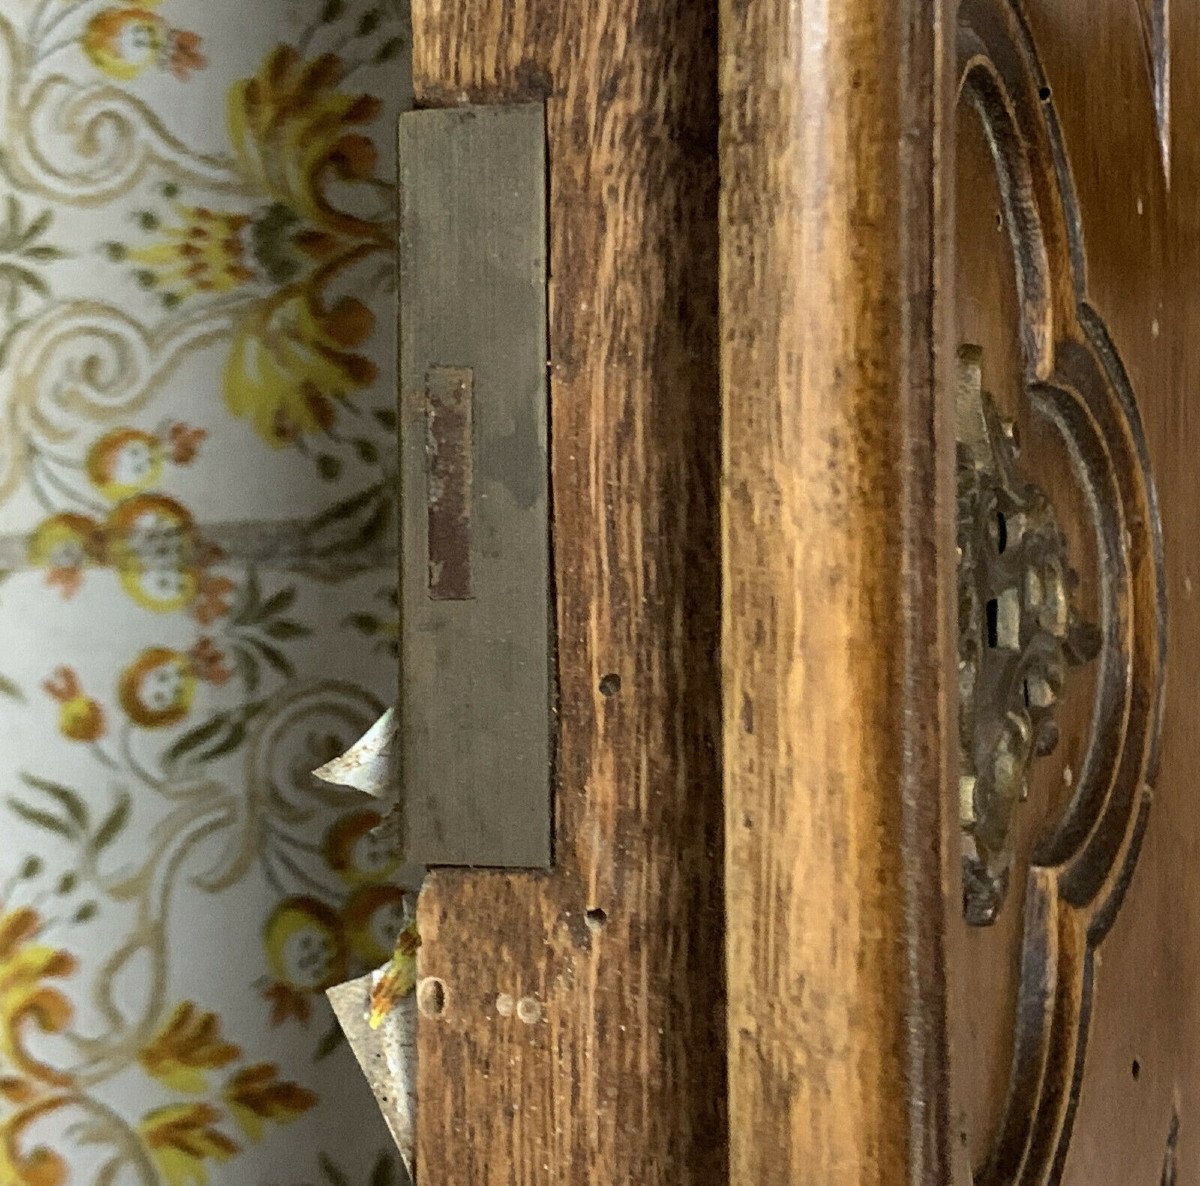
[496,993,543,1025]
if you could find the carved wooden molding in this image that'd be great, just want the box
[1136,0,1171,185]
[722,0,957,1181]
[958,2,1167,1182]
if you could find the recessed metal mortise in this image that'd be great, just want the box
[955,345,1100,926]
[398,104,551,869]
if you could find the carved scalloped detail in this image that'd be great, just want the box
[1136,0,1171,185]
[957,3,1168,1183]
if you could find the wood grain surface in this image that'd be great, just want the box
[405,0,1200,1182]
[945,4,1200,1181]
[409,1,726,1182]
[952,3,1170,1179]
[720,1,958,1184]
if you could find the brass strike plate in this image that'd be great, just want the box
[397,104,551,869]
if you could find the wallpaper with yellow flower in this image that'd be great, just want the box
[0,0,415,1181]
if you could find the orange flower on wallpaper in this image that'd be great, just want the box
[85,424,205,503]
[85,429,164,502]
[118,647,197,729]
[122,206,255,301]
[227,47,383,241]
[224,47,389,448]
[106,493,199,614]
[222,1063,316,1142]
[42,668,106,743]
[341,885,408,968]
[138,1003,240,1094]
[138,1103,237,1186]
[261,897,347,1025]
[27,514,103,598]
[0,908,76,1088]
[323,809,400,887]
[167,422,207,464]
[224,290,376,448]
[0,1098,71,1186]
[83,6,206,83]
[30,491,232,624]
[97,43,394,454]
[187,638,232,686]
[218,43,388,448]
[191,572,236,626]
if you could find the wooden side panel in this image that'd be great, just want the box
[409,1,725,1182]
[720,2,958,1184]
[1000,1,1200,1181]
[950,2,1200,1182]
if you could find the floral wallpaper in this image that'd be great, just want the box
[0,0,416,1182]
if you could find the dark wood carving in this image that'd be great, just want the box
[1135,0,1171,184]
[957,2,1167,1182]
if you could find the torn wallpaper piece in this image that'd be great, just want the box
[327,914,419,1179]
[315,707,399,806]
[318,709,418,1179]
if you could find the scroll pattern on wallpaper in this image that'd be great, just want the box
[0,1,414,1182]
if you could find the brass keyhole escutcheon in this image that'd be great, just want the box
[955,345,1100,927]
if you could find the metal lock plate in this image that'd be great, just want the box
[398,104,551,868]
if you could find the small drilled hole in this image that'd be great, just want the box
[996,511,1008,553]
[585,907,608,932]
[418,977,447,1018]
[599,673,622,697]
[986,599,999,649]
[1038,85,1052,102]
[516,996,543,1025]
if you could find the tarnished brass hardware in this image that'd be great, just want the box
[956,345,1100,926]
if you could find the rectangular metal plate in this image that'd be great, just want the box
[398,104,551,868]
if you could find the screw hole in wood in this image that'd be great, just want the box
[418,977,447,1018]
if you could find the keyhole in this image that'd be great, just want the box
[986,598,999,649]
[996,511,1008,553]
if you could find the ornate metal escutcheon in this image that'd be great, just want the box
[956,345,1100,928]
